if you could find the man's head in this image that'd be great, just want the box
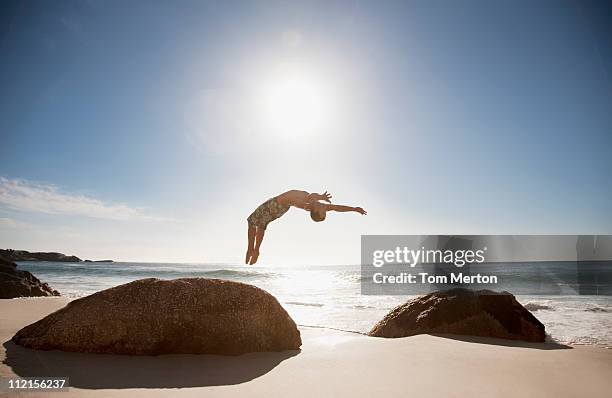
[310,205,326,222]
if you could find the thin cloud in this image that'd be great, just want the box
[0,177,167,221]
[0,217,32,230]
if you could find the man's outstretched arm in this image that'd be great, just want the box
[326,204,367,215]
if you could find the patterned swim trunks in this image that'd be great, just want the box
[247,197,290,229]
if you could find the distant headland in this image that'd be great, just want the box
[0,249,113,263]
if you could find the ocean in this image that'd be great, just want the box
[16,261,612,348]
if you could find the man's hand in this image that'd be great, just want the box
[354,207,367,215]
[320,191,332,203]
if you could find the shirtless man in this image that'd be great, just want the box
[245,190,367,265]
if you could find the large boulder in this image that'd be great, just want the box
[369,288,545,342]
[12,278,302,355]
[0,256,60,298]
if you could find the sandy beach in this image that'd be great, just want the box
[1,297,611,397]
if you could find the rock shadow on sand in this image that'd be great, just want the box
[429,334,573,350]
[3,340,299,389]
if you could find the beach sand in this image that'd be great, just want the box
[1,298,611,397]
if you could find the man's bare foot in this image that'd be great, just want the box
[245,249,252,264]
[249,250,260,265]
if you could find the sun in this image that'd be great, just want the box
[256,65,334,138]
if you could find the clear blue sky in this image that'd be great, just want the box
[1,0,611,263]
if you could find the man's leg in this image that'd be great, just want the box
[249,226,266,265]
[246,223,256,264]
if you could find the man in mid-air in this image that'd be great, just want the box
[246,190,367,265]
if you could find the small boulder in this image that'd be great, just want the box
[0,256,60,298]
[369,288,545,342]
[13,278,301,355]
